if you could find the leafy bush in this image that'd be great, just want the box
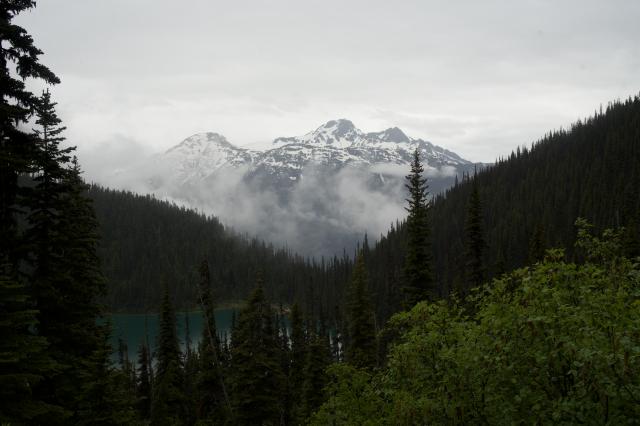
[312,222,640,425]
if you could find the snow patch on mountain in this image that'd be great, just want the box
[116,120,483,257]
[152,119,474,189]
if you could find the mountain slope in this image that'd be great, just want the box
[158,119,473,191]
[365,94,640,313]
[116,120,481,256]
[162,132,254,185]
[90,185,351,311]
[92,95,640,315]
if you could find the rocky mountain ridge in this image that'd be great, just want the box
[119,119,484,256]
[158,119,476,192]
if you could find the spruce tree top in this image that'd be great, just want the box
[1,1,59,123]
[402,149,434,306]
[405,149,428,213]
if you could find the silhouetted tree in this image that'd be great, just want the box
[151,286,186,424]
[196,260,230,422]
[464,182,485,290]
[345,254,377,369]
[402,149,434,306]
[136,342,152,419]
[229,277,285,425]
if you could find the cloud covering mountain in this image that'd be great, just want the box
[108,120,483,257]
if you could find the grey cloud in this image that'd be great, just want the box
[77,135,153,184]
[15,0,640,165]
[103,161,408,257]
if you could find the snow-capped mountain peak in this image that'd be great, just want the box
[167,132,232,152]
[161,132,254,185]
[273,120,422,149]
[143,120,480,192]
[319,119,358,138]
[126,120,483,256]
[273,118,365,148]
[366,127,411,144]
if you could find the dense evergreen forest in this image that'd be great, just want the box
[89,96,639,424]
[93,95,640,328]
[90,186,351,312]
[429,98,640,292]
[1,2,639,424]
[1,2,132,423]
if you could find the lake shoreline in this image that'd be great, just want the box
[107,300,289,315]
[106,301,246,315]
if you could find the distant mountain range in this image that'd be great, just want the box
[115,119,484,256]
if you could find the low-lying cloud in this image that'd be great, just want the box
[100,157,410,258]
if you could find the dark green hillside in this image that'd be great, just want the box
[364,95,640,313]
[91,95,639,316]
[431,95,640,293]
[90,187,352,311]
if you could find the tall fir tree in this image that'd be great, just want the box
[76,324,137,426]
[182,311,198,425]
[68,160,136,424]
[300,330,332,421]
[528,223,546,264]
[288,302,307,423]
[402,149,434,306]
[0,5,61,421]
[151,286,186,425]
[345,254,377,370]
[276,307,292,425]
[0,0,59,265]
[464,181,486,291]
[136,342,152,420]
[0,259,61,423]
[230,277,285,425]
[195,259,230,423]
[27,91,116,423]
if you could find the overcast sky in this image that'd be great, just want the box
[17,0,640,173]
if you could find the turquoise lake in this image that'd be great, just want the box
[109,309,237,362]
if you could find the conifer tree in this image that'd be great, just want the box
[402,149,434,306]
[230,277,285,425]
[0,259,60,423]
[345,254,377,369]
[0,6,63,421]
[77,330,137,426]
[151,286,186,424]
[300,330,332,421]
[54,162,116,423]
[136,342,152,420]
[195,260,230,422]
[28,93,114,423]
[0,0,59,265]
[276,308,293,425]
[464,182,486,290]
[156,287,181,379]
[528,223,546,264]
[182,312,198,425]
[288,302,307,422]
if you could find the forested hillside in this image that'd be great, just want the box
[366,95,640,318]
[4,1,639,424]
[93,96,640,323]
[90,187,352,311]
